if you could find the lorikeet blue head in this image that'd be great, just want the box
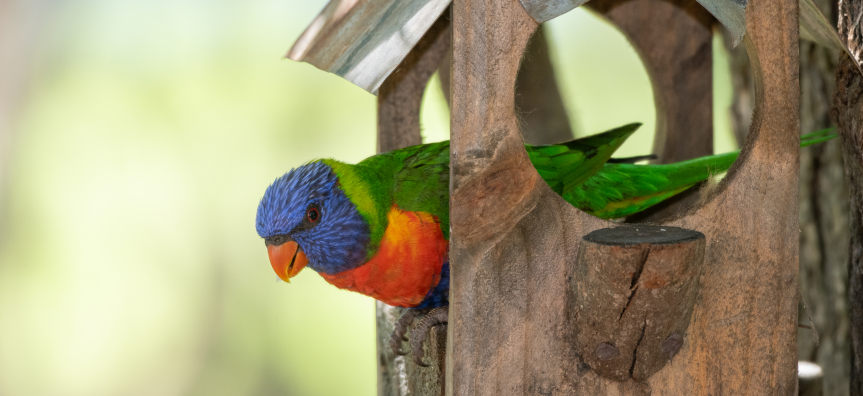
[256,161,370,282]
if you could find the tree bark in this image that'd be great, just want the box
[832,1,863,390]
[832,51,863,396]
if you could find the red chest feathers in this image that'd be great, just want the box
[319,206,448,308]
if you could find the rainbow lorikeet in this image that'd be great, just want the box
[255,124,835,365]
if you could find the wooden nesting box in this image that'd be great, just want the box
[284,0,853,393]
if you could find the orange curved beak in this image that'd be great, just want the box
[267,241,308,283]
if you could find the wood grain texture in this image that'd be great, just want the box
[375,13,451,396]
[287,0,451,94]
[587,0,714,222]
[437,25,575,145]
[447,0,799,393]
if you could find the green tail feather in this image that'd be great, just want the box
[564,128,838,219]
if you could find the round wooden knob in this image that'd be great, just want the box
[570,225,706,381]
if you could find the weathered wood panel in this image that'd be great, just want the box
[287,0,451,94]
[447,0,799,393]
[726,1,852,393]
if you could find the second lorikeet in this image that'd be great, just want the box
[255,123,835,365]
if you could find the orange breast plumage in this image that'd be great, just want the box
[319,206,448,308]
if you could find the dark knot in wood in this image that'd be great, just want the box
[596,343,620,361]
[662,333,683,359]
[569,225,706,381]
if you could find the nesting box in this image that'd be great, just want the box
[284,0,845,393]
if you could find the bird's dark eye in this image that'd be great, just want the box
[307,207,320,222]
[292,203,322,232]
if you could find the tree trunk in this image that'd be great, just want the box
[832,1,863,391]
[832,51,863,396]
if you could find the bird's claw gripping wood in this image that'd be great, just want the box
[409,306,448,367]
[388,307,449,366]
[389,309,422,356]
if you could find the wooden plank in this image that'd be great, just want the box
[287,0,450,94]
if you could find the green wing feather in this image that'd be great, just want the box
[526,123,642,194]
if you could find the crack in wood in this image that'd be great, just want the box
[619,247,651,321]
[629,321,648,378]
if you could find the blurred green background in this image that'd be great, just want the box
[0,1,737,395]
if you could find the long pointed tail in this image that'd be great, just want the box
[564,128,837,219]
